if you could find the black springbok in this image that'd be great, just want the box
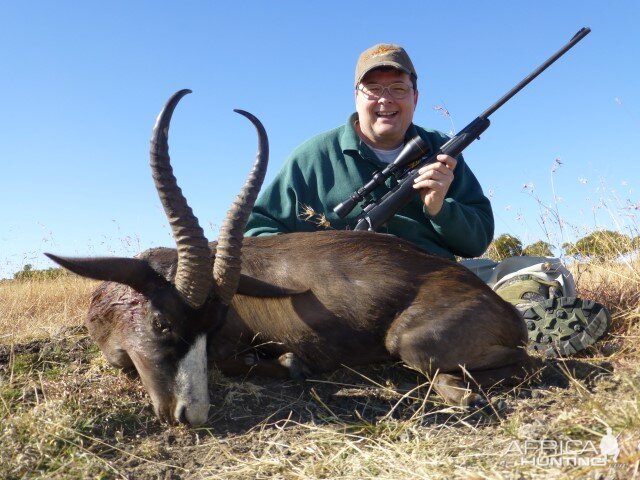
[47,90,532,426]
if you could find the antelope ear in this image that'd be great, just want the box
[44,253,169,296]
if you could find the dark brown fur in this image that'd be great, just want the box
[90,230,531,408]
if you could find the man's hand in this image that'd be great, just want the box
[412,154,457,217]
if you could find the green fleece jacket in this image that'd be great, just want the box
[245,113,494,260]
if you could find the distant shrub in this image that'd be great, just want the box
[13,264,66,281]
[523,240,554,257]
[563,230,635,260]
[486,234,523,261]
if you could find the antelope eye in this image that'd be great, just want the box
[152,314,171,334]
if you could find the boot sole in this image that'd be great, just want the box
[523,297,611,357]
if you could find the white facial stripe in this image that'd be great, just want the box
[174,334,210,425]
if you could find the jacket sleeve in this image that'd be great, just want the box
[427,156,494,258]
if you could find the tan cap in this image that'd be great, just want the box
[355,44,417,86]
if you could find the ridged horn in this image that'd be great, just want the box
[150,89,212,309]
[213,109,269,305]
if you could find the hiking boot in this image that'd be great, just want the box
[495,273,562,308]
[522,297,611,357]
[494,272,611,356]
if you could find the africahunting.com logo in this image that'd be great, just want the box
[500,428,621,467]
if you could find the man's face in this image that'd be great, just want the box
[355,69,418,150]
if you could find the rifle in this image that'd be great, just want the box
[333,27,591,231]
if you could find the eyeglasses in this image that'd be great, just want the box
[357,82,414,100]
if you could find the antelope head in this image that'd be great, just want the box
[46,90,268,426]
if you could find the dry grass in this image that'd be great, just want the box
[0,254,639,479]
[572,259,640,325]
[0,275,97,344]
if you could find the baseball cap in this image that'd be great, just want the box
[355,44,417,86]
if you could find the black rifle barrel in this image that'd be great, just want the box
[481,27,590,118]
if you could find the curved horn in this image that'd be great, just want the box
[150,89,212,308]
[213,109,269,305]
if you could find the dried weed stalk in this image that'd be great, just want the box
[298,204,332,229]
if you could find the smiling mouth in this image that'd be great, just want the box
[376,111,398,118]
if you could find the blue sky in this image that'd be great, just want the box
[1,1,638,278]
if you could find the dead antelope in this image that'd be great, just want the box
[47,90,532,427]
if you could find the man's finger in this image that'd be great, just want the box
[413,179,445,190]
[418,161,453,176]
[436,154,457,170]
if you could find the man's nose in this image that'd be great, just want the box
[377,89,394,102]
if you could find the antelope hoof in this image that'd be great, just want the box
[278,352,311,380]
[468,395,507,418]
[467,393,489,411]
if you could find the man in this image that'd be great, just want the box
[245,43,610,357]
[246,44,492,260]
